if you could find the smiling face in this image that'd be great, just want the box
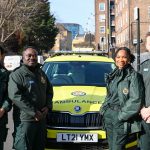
[23,48,38,67]
[115,49,130,69]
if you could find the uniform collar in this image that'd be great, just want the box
[105,64,133,83]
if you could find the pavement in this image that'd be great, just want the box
[3,110,102,150]
[4,110,14,150]
[3,110,63,150]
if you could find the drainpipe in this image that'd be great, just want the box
[128,0,131,49]
[107,0,110,56]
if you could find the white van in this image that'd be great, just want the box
[4,55,44,71]
[4,55,22,71]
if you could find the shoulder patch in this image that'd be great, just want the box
[123,88,129,95]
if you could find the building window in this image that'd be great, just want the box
[100,37,106,51]
[99,15,105,22]
[100,26,105,33]
[100,37,106,44]
[148,6,150,19]
[126,11,128,23]
[117,19,121,30]
[99,3,105,11]
[120,19,122,28]
[116,7,118,16]
[122,0,124,8]
[118,4,120,12]
[120,1,122,11]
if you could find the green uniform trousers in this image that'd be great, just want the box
[0,124,8,150]
[13,120,46,150]
[103,108,128,150]
[0,142,3,150]
[139,120,150,150]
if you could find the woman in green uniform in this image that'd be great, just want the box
[100,47,144,150]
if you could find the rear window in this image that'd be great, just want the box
[42,61,115,86]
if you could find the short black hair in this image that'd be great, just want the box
[22,45,38,56]
[23,45,37,52]
[114,47,135,63]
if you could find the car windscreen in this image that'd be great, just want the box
[42,61,115,86]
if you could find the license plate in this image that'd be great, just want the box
[57,133,98,143]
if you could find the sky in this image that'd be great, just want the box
[49,0,95,34]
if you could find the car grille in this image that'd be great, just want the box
[47,111,102,129]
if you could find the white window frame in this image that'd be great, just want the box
[148,6,150,19]
[100,26,105,33]
[120,1,122,11]
[99,15,105,22]
[99,3,105,11]
[116,7,118,16]
[122,0,124,8]
[100,37,106,44]
[126,11,128,23]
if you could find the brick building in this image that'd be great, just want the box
[115,0,150,53]
[52,24,72,50]
[95,0,115,52]
[95,0,150,53]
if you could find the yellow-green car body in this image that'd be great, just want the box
[42,51,137,149]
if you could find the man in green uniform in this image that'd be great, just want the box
[140,32,150,150]
[8,46,53,150]
[0,46,11,150]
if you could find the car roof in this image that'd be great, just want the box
[45,51,114,63]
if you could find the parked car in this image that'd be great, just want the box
[42,51,137,150]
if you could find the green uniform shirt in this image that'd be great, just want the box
[107,75,120,106]
[140,59,150,107]
[0,65,11,124]
[101,65,144,133]
[8,64,53,121]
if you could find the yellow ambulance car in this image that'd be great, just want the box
[42,51,137,150]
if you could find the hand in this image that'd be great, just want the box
[140,107,150,121]
[41,107,49,118]
[34,111,43,121]
[0,108,5,118]
[146,117,150,123]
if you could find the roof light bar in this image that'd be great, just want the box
[49,50,108,57]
